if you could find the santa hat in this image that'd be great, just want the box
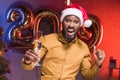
[60,4,92,27]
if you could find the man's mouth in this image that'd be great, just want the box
[67,28,75,36]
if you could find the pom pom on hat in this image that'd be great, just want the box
[60,4,92,27]
[84,19,92,27]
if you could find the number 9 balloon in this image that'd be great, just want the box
[6,5,34,46]
[78,14,103,51]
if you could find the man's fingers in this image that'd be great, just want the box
[25,49,40,62]
[93,46,105,60]
[93,46,97,57]
[95,49,105,60]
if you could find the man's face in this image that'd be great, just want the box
[62,15,81,42]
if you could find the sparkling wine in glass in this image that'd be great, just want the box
[33,31,43,66]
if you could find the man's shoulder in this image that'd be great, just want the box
[42,33,60,44]
[44,33,58,39]
[77,38,88,48]
[42,33,60,48]
[77,38,87,45]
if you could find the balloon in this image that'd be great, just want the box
[77,14,103,51]
[6,5,34,46]
[33,10,61,39]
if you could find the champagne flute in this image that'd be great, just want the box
[33,31,43,66]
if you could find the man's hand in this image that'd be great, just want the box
[93,46,105,67]
[24,49,40,64]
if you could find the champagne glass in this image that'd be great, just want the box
[33,31,43,66]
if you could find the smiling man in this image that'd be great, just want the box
[62,15,80,42]
[21,4,105,80]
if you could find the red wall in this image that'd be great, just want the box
[77,0,120,79]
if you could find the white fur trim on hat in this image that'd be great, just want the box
[60,8,83,26]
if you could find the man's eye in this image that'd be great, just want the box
[65,19,70,22]
[74,21,78,24]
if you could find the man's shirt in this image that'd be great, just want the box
[21,32,100,80]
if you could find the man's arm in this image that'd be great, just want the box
[80,46,105,80]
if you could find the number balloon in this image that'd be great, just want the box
[33,10,61,39]
[6,5,34,46]
[78,14,103,50]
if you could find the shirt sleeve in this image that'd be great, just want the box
[21,36,48,71]
[80,47,100,80]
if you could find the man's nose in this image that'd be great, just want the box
[69,22,74,27]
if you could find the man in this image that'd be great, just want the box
[21,4,105,80]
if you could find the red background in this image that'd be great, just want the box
[78,0,120,79]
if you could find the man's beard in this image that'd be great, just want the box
[65,34,76,42]
[62,27,78,42]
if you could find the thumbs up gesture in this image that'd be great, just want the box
[93,46,105,67]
